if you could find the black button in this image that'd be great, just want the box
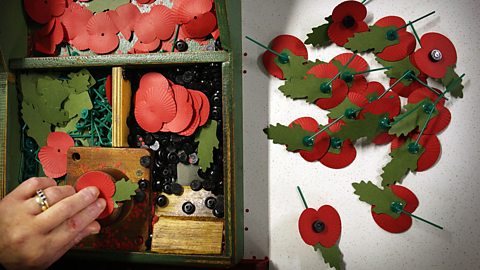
[202,180,215,191]
[182,142,194,155]
[183,71,194,83]
[152,179,163,192]
[211,106,221,120]
[134,190,146,203]
[171,183,184,196]
[212,94,222,106]
[182,201,195,215]
[156,195,168,208]
[312,220,325,233]
[138,179,149,190]
[213,208,224,218]
[143,133,154,145]
[178,150,188,164]
[215,38,222,50]
[162,167,172,177]
[175,40,188,52]
[197,169,207,180]
[205,197,217,209]
[167,152,179,164]
[163,184,173,195]
[190,180,202,191]
[140,156,151,168]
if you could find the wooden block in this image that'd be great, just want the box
[151,216,224,255]
[111,67,131,148]
[156,186,220,218]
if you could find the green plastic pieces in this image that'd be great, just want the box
[352,181,405,218]
[345,25,400,54]
[264,123,315,152]
[381,138,425,186]
[314,243,343,270]
[112,178,138,208]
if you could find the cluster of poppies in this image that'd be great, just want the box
[24,0,219,55]
[134,72,210,136]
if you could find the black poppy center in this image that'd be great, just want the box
[342,16,355,28]
[312,220,325,233]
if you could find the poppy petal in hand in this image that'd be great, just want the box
[298,205,341,247]
[413,32,457,78]
[327,1,369,46]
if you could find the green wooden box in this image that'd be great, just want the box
[0,0,243,267]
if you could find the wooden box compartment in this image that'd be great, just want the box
[0,0,243,267]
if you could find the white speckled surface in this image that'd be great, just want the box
[242,0,480,269]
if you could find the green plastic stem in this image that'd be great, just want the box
[245,35,285,59]
[171,25,180,52]
[66,45,72,57]
[327,53,357,85]
[361,0,368,4]
[297,186,309,209]
[409,22,422,46]
[401,210,443,230]
[397,11,436,31]
[307,115,345,141]
[414,74,465,145]
[361,71,412,112]
[353,66,392,75]
[412,75,447,100]
[391,101,426,125]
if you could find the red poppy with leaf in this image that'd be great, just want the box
[327,1,369,46]
[413,32,457,79]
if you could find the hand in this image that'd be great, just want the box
[0,177,106,270]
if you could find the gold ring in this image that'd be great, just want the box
[35,189,49,212]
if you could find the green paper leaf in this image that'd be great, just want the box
[314,243,343,270]
[334,113,389,142]
[67,69,96,94]
[375,56,420,87]
[37,101,70,126]
[87,0,130,13]
[112,178,138,205]
[264,123,314,152]
[21,102,51,147]
[352,180,405,218]
[345,25,400,54]
[381,138,425,186]
[274,49,323,80]
[20,74,42,106]
[305,23,331,47]
[195,120,219,172]
[330,60,357,88]
[37,76,71,105]
[440,66,464,98]
[64,91,94,119]
[55,115,81,134]
[388,99,438,136]
[278,74,332,103]
[327,98,361,120]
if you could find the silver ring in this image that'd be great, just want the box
[35,189,50,212]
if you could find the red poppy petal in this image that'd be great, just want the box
[298,206,341,247]
[331,1,367,22]
[422,106,451,135]
[348,75,368,93]
[315,80,348,110]
[362,91,401,118]
[262,35,308,79]
[37,18,56,37]
[134,86,177,132]
[162,85,194,133]
[307,63,339,78]
[86,12,118,36]
[137,0,155,4]
[327,22,356,46]
[139,72,171,94]
[348,91,369,107]
[172,0,213,24]
[320,122,356,169]
[34,34,57,55]
[106,74,112,105]
[413,49,447,79]
[420,32,457,66]
[298,208,320,246]
[51,18,64,45]
[391,134,441,172]
[289,117,330,162]
[211,28,220,40]
[97,198,115,220]
[371,185,418,233]
[150,5,176,41]
[132,38,161,53]
[109,4,141,40]
[372,133,395,145]
[357,81,384,97]
[75,171,116,198]
[375,16,406,29]
[24,0,66,24]
[178,90,202,136]
[46,132,74,151]
[134,13,158,44]
[88,34,119,54]
[198,91,210,126]
[62,4,93,41]
[331,53,369,73]
[182,11,217,39]
[377,31,416,61]
[38,147,67,178]
[390,75,427,98]
[408,86,446,107]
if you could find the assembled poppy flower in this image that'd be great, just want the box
[298,205,341,247]
[391,133,441,172]
[330,53,368,92]
[38,132,74,178]
[24,0,66,24]
[375,16,416,61]
[263,35,308,79]
[407,87,451,135]
[412,32,457,78]
[361,82,401,119]
[390,74,427,98]
[319,121,356,169]
[327,1,369,46]
[75,171,116,220]
[371,185,419,233]
[307,63,348,109]
[289,117,330,162]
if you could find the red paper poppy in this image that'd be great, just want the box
[183,11,217,39]
[327,1,368,46]
[391,134,441,172]
[289,117,330,162]
[179,89,203,136]
[413,32,457,78]
[75,171,116,219]
[371,185,419,233]
[172,0,213,24]
[162,84,194,133]
[298,205,341,247]
[390,74,427,98]
[331,53,369,73]
[139,72,171,94]
[86,12,119,54]
[61,3,93,41]
[197,90,210,126]
[24,0,66,24]
[408,88,451,135]
[105,74,112,105]
[307,63,349,110]
[38,132,74,178]
[137,0,155,4]
[362,90,401,119]
[319,122,356,169]
[109,3,141,40]
[34,18,64,55]
[408,86,446,107]
[150,4,176,41]
[134,86,177,133]
[262,35,308,80]
[131,38,161,53]
[375,16,416,61]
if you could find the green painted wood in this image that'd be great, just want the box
[0,72,6,198]
[215,0,231,51]
[10,52,230,70]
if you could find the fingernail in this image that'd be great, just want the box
[81,186,99,201]
[91,228,100,235]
